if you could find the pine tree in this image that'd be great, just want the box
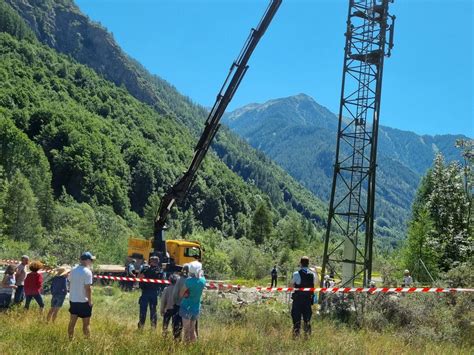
[3,171,43,246]
[403,208,438,281]
[250,202,273,245]
[404,154,472,274]
[426,155,470,270]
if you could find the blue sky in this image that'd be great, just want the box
[75,0,473,136]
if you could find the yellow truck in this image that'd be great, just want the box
[127,237,201,267]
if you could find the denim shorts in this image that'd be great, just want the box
[51,294,66,308]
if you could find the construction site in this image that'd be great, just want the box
[0,0,472,353]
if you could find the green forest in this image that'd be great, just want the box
[0,1,326,275]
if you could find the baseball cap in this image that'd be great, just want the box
[80,251,96,261]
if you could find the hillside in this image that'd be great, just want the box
[4,0,327,224]
[224,94,468,245]
[0,0,334,265]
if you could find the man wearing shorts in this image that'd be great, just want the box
[68,252,95,339]
[47,266,70,323]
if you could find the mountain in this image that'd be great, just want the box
[0,0,333,255]
[4,0,330,224]
[224,93,468,246]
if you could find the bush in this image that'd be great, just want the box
[323,292,474,345]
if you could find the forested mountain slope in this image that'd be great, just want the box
[4,0,327,224]
[224,94,468,244]
[0,0,331,264]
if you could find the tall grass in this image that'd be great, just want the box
[0,287,471,354]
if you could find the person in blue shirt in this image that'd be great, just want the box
[47,266,70,323]
[179,261,205,343]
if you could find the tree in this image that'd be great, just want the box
[426,155,471,270]
[403,154,472,274]
[403,208,438,281]
[0,165,7,236]
[3,171,43,246]
[275,212,306,250]
[250,202,273,245]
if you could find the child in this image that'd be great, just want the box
[47,266,70,322]
[160,274,177,335]
[0,265,17,309]
[24,261,45,311]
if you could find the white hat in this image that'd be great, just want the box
[188,261,202,277]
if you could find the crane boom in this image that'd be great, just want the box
[153,0,282,255]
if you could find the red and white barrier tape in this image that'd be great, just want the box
[3,260,473,293]
[93,275,473,293]
[256,286,474,293]
[94,275,240,289]
[94,275,170,284]
[0,259,21,265]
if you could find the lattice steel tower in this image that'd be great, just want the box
[321,0,395,287]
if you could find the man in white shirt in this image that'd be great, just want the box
[14,255,29,304]
[68,252,95,340]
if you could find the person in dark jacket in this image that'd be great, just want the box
[47,266,70,323]
[137,256,163,329]
[290,256,315,337]
[271,265,278,287]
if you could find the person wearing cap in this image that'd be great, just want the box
[402,269,413,287]
[171,264,189,340]
[291,256,315,337]
[68,252,95,339]
[14,255,29,304]
[47,266,70,323]
[179,261,205,343]
[137,255,163,329]
[161,274,177,335]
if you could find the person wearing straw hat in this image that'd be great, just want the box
[47,265,70,323]
[24,260,45,311]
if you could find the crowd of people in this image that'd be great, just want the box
[1,252,415,342]
[0,252,206,343]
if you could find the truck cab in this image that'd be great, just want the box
[127,237,201,268]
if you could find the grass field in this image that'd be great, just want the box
[0,286,472,354]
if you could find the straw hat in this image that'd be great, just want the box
[53,265,71,277]
[29,260,44,272]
